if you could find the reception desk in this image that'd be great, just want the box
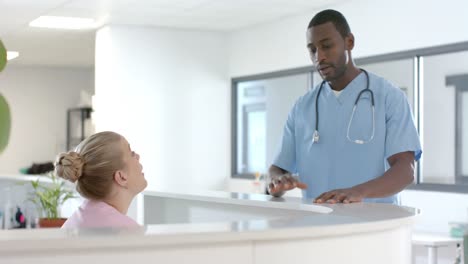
[0,190,418,264]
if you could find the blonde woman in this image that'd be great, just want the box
[55,131,147,228]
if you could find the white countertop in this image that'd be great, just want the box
[142,189,418,223]
[0,189,419,255]
[144,189,333,213]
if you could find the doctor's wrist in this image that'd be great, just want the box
[351,185,369,199]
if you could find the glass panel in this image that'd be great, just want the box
[462,91,468,177]
[313,59,414,110]
[235,73,310,176]
[312,71,321,88]
[360,59,415,111]
[236,84,264,174]
[246,109,266,173]
[422,50,468,185]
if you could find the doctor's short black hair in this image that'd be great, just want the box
[308,9,351,38]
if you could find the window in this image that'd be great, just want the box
[231,42,468,193]
[423,53,457,184]
[232,71,312,178]
[360,59,414,111]
[423,50,468,185]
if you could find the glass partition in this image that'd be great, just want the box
[234,73,311,177]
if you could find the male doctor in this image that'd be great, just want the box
[267,9,422,204]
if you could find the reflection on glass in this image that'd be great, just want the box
[359,59,414,111]
[235,73,311,176]
[246,109,265,172]
[423,50,468,185]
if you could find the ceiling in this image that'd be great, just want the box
[0,0,346,67]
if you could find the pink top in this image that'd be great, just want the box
[61,200,140,229]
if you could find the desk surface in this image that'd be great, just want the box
[143,189,418,223]
[0,189,419,255]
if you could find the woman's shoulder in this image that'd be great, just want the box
[61,200,140,229]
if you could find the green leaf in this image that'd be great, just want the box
[28,172,77,219]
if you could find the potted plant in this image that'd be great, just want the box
[29,172,76,228]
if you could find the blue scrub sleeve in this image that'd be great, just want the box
[384,86,422,161]
[272,102,297,173]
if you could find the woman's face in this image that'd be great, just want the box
[120,137,147,194]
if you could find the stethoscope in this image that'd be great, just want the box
[312,69,375,145]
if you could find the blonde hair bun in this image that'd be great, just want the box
[55,151,84,183]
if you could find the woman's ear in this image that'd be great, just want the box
[114,170,128,187]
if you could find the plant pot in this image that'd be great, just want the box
[38,218,67,228]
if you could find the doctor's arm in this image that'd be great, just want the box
[315,151,415,203]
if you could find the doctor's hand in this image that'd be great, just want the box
[268,174,308,197]
[314,187,365,204]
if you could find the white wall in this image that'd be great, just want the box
[228,13,310,78]
[228,0,468,77]
[95,26,229,192]
[0,65,94,173]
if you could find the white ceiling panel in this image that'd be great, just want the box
[4,27,95,67]
[0,0,350,66]
[0,0,70,35]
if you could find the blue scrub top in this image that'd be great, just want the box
[273,71,422,204]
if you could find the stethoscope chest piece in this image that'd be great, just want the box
[313,130,320,143]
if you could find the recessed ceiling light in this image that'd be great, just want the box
[7,51,19,61]
[29,16,96,30]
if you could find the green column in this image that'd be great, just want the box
[0,39,11,154]
[0,94,11,153]
[0,39,6,72]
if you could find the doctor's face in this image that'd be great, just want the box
[306,22,353,82]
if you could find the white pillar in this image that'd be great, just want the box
[95,25,230,192]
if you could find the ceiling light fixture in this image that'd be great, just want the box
[7,51,19,61]
[29,16,96,30]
